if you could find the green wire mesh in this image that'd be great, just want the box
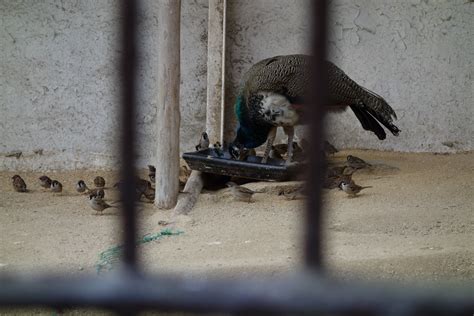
[95,228,184,274]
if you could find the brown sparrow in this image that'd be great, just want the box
[238,148,257,161]
[269,146,283,160]
[89,188,105,199]
[76,180,89,193]
[143,187,155,202]
[226,182,262,202]
[327,166,356,178]
[324,141,338,155]
[347,155,371,169]
[89,194,114,214]
[272,142,303,157]
[136,178,152,194]
[50,180,63,193]
[39,175,52,189]
[213,141,224,157]
[93,176,106,188]
[195,132,210,151]
[114,178,151,201]
[148,165,156,183]
[324,174,352,189]
[281,186,306,200]
[339,180,372,197]
[12,175,27,192]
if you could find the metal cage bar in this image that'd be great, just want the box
[305,0,328,270]
[0,1,473,315]
[119,0,139,271]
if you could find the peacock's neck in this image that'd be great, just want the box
[234,94,272,148]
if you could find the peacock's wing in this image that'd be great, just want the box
[243,54,311,104]
[326,61,365,105]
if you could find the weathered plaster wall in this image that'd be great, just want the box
[224,0,473,153]
[0,0,210,170]
[325,0,473,152]
[1,0,472,171]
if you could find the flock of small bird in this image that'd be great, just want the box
[10,165,158,215]
[10,136,372,211]
[222,154,373,202]
[195,132,373,200]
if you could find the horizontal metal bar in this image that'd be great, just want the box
[0,271,472,315]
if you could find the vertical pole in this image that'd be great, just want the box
[120,0,138,270]
[206,0,226,144]
[305,0,328,269]
[155,0,181,209]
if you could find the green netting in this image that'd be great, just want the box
[95,228,184,274]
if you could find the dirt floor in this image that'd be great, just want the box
[0,150,473,314]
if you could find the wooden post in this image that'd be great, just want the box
[155,0,181,209]
[172,0,226,216]
[206,0,226,144]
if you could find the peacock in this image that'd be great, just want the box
[229,54,400,164]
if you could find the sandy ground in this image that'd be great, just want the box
[0,151,473,314]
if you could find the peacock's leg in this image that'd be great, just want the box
[283,126,295,164]
[261,127,277,164]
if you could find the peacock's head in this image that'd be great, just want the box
[229,124,272,159]
[228,127,245,159]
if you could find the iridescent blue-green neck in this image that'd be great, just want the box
[233,94,271,149]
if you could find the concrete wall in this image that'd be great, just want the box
[1,0,472,171]
[325,0,473,152]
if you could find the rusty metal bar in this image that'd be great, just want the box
[119,0,139,270]
[305,0,328,269]
[0,274,472,315]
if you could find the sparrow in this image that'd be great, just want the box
[213,142,224,157]
[324,141,338,155]
[226,181,262,202]
[272,142,303,158]
[93,176,106,188]
[50,180,63,193]
[89,188,105,199]
[324,174,352,190]
[339,180,372,197]
[142,187,155,202]
[38,175,52,189]
[229,143,241,159]
[269,146,283,160]
[136,178,152,194]
[89,194,114,215]
[326,166,356,178]
[281,186,306,200]
[76,180,90,193]
[135,178,154,201]
[326,166,345,177]
[347,155,371,169]
[238,148,257,161]
[196,132,210,151]
[114,178,152,201]
[148,165,156,183]
[12,175,27,192]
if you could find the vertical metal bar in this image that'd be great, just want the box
[119,0,138,270]
[305,0,328,269]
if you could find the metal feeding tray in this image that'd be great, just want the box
[182,148,305,181]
